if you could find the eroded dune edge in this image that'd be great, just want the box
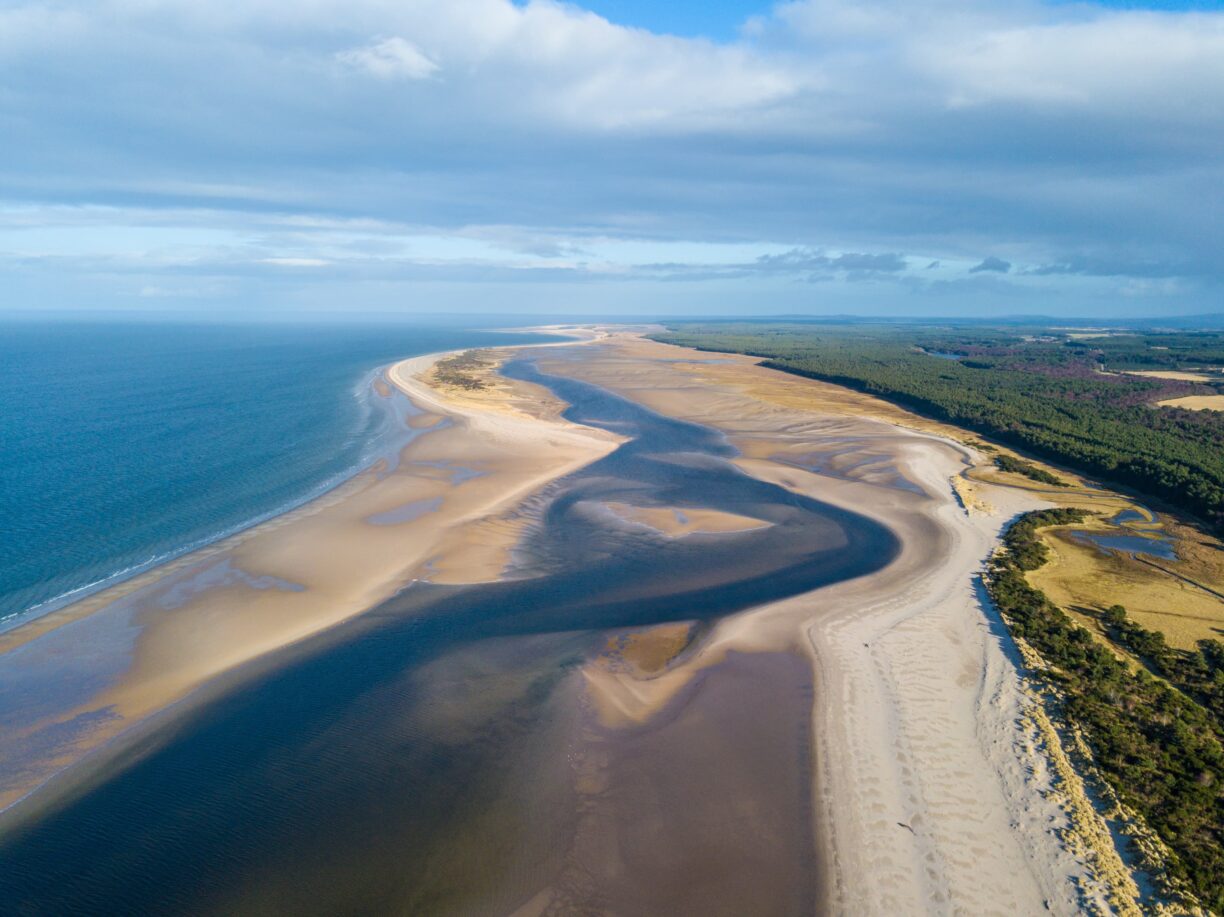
[0,327,1168,915]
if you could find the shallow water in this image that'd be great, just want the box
[1109,508,1152,525]
[1075,532,1177,560]
[0,321,546,624]
[0,352,899,915]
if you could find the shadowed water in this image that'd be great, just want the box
[0,356,900,915]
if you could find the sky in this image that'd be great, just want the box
[1,0,1223,319]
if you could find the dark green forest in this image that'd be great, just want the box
[988,510,1223,911]
[652,324,1224,532]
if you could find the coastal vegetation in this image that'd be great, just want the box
[651,324,1224,533]
[432,350,493,391]
[987,509,1224,911]
[993,453,1068,486]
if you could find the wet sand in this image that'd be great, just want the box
[539,334,1152,915]
[0,329,1156,916]
[0,340,619,816]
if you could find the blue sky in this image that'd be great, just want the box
[575,0,1224,39]
[2,0,1223,318]
[556,1,768,39]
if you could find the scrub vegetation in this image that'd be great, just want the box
[988,510,1223,912]
[432,350,492,391]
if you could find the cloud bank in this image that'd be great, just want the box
[1,0,1221,316]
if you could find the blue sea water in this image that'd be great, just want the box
[0,320,547,624]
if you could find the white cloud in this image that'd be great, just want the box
[337,36,439,80]
[258,257,331,266]
[1,0,1223,316]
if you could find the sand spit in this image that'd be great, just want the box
[545,334,1155,916]
[0,338,618,817]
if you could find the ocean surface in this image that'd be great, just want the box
[0,320,547,624]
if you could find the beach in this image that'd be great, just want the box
[0,328,1158,915]
[534,334,1150,914]
[0,332,620,817]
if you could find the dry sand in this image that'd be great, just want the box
[596,502,770,537]
[546,334,1155,916]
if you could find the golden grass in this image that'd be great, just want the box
[1028,522,1224,650]
[1155,394,1224,411]
[1124,370,1217,382]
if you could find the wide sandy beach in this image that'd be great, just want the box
[0,330,619,817]
[0,327,1162,915]
[532,333,1156,915]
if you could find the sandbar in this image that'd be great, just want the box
[0,336,619,817]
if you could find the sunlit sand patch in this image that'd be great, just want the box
[598,501,770,537]
[599,622,698,676]
[951,475,994,514]
[425,514,535,585]
[583,625,695,725]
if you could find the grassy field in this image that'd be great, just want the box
[1158,394,1224,411]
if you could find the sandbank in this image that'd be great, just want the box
[543,333,1157,915]
[0,337,619,817]
[596,502,770,537]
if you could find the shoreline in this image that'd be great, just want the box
[0,329,617,820]
[1,328,586,632]
[0,326,1180,914]
[0,366,401,635]
[536,333,1154,915]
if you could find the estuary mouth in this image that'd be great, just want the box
[0,352,898,916]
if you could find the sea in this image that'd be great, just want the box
[0,319,548,626]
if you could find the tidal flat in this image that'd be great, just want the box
[0,344,892,915]
[1,331,1186,916]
